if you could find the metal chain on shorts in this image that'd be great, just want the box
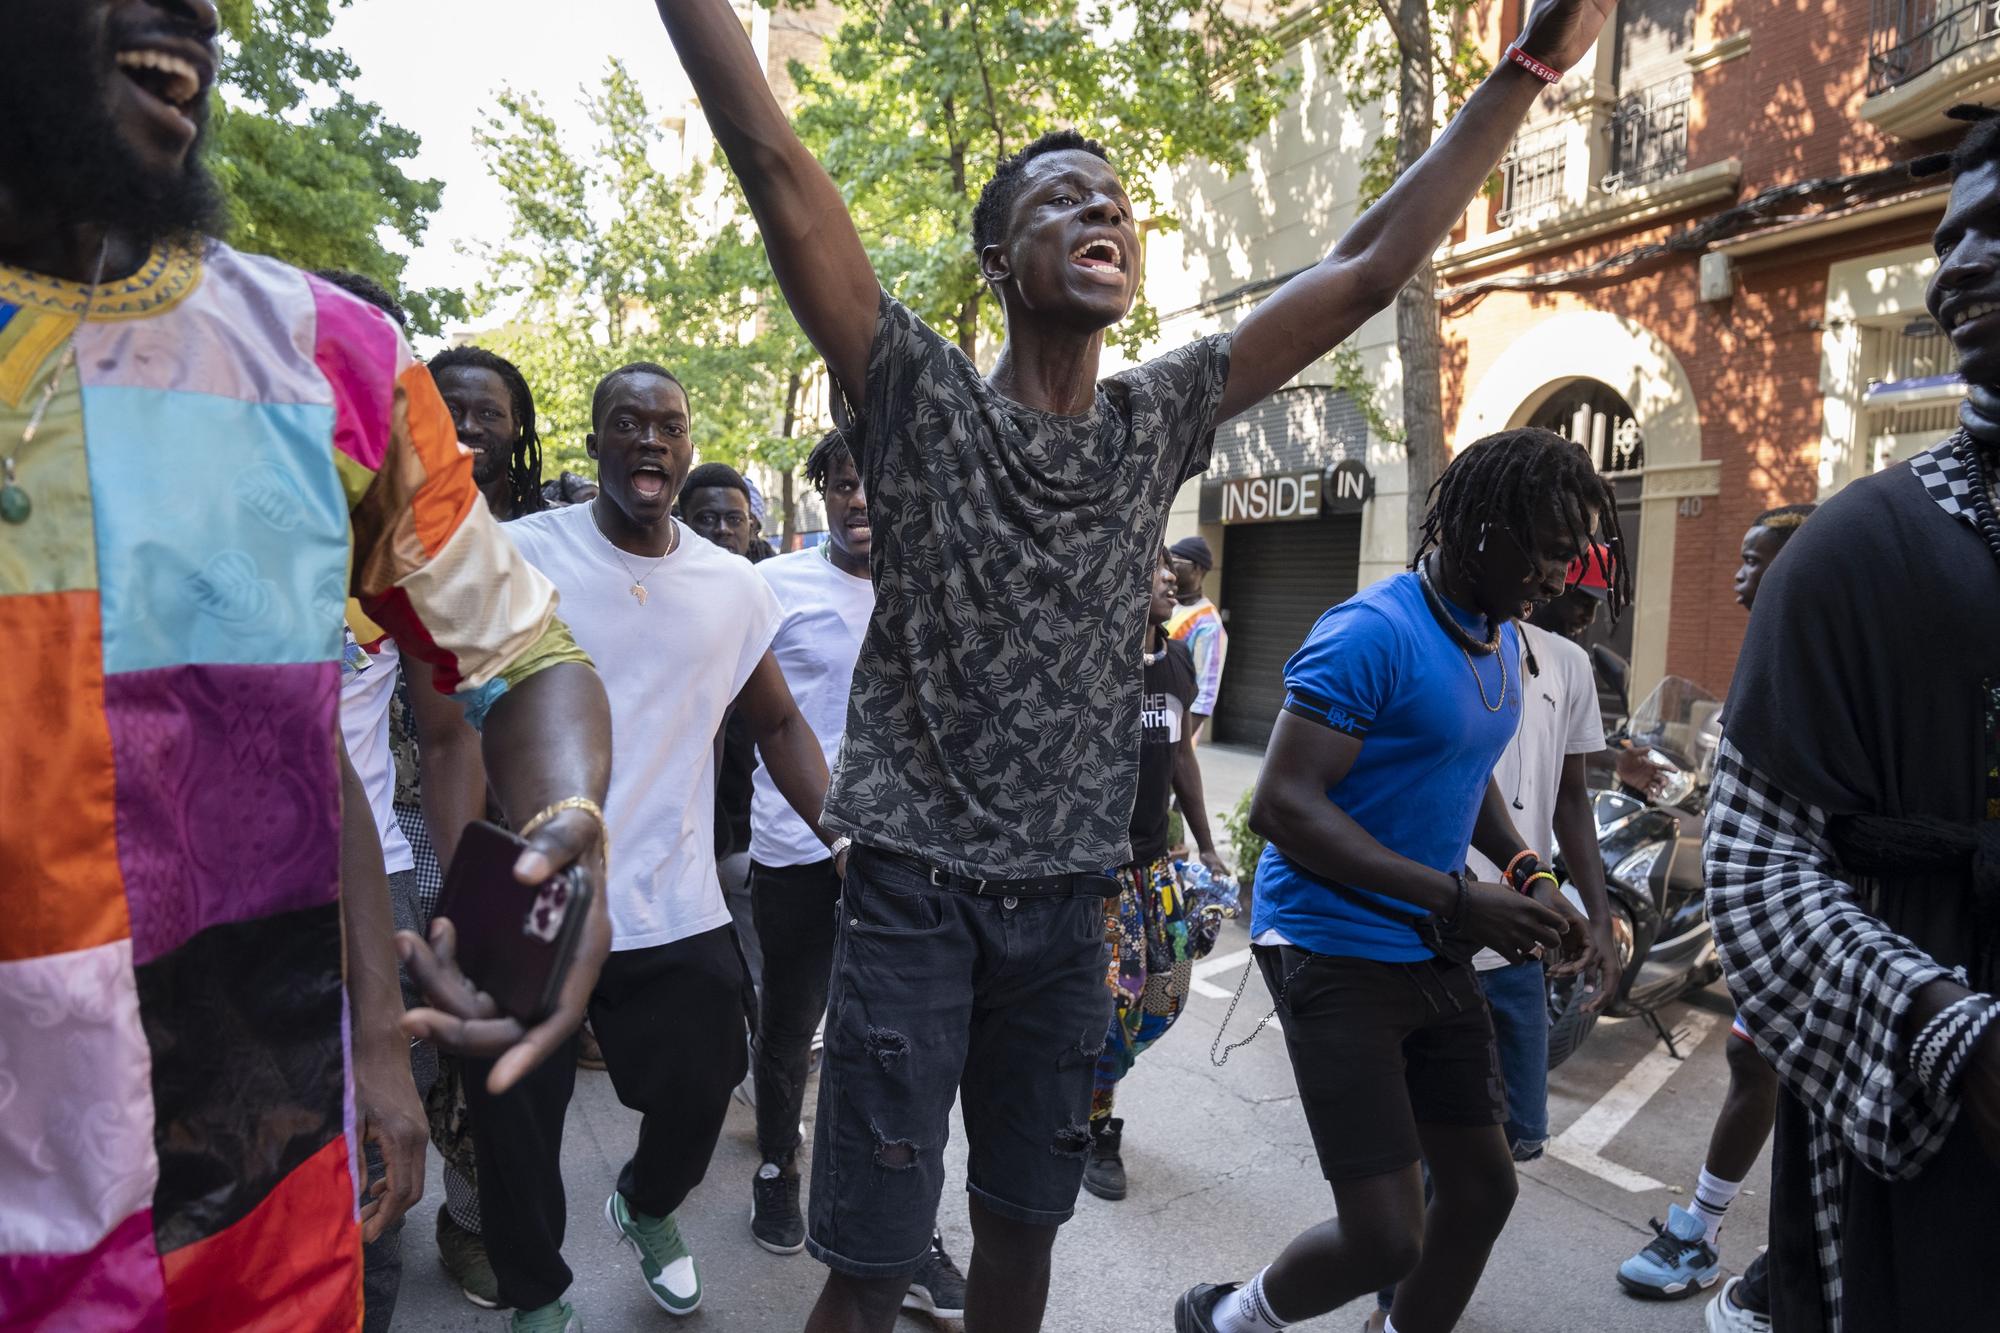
[1209,950,1314,1067]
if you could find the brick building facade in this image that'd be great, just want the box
[1439,0,1972,697]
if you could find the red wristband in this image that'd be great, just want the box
[1506,44,1563,84]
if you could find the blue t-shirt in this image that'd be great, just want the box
[1251,572,1523,961]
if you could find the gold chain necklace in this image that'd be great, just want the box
[590,504,676,606]
[1,242,109,525]
[1458,637,1509,712]
[1416,555,1508,711]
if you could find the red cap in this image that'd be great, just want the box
[1566,544,1613,599]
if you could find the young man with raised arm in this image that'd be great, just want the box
[647,1,1613,1328]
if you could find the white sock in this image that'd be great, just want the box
[1383,1320,1402,1333]
[1213,1268,1291,1332]
[1690,1166,1743,1244]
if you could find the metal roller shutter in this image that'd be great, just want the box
[1212,515,1363,747]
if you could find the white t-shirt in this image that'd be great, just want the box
[508,507,782,951]
[1470,621,1606,970]
[750,548,873,868]
[338,636,416,875]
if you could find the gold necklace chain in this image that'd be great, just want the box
[590,504,676,606]
[1,242,109,525]
[1459,633,1509,712]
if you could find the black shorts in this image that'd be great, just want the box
[1256,944,1504,1181]
[805,848,1113,1277]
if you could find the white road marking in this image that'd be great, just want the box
[1191,948,1253,1000]
[1546,1009,1720,1192]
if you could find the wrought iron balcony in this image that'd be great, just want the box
[1497,125,1569,229]
[1869,0,2000,94]
[1602,75,1691,193]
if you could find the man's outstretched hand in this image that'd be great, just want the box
[397,808,610,1094]
[1515,0,1617,74]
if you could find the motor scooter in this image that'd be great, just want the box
[1546,674,1725,1069]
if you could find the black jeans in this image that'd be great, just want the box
[464,926,750,1310]
[750,858,842,1165]
[806,847,1113,1278]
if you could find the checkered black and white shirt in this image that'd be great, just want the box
[1704,435,1995,1332]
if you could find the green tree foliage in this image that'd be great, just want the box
[789,0,1297,358]
[475,3,1296,530]
[470,62,818,503]
[207,0,464,334]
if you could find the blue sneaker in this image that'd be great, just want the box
[1618,1203,1721,1299]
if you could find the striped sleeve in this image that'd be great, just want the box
[309,275,589,718]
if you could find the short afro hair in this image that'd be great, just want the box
[971,129,1114,258]
[590,361,684,432]
[314,269,407,329]
[678,461,750,506]
[1912,104,2000,178]
[1751,503,1815,544]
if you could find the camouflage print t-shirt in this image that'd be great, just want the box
[821,293,1230,878]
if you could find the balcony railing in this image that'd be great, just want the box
[1602,75,1691,192]
[1497,125,1568,228]
[1869,0,2000,94]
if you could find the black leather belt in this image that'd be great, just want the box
[859,847,1121,899]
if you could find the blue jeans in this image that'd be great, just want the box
[1480,959,1550,1160]
[1379,960,1548,1311]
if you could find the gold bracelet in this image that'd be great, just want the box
[520,796,609,854]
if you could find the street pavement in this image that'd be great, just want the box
[391,745,1769,1332]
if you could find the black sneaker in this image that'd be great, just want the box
[1082,1116,1127,1201]
[1175,1282,1237,1332]
[749,1161,805,1255]
[902,1232,967,1322]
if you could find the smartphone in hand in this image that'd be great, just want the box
[434,821,596,1026]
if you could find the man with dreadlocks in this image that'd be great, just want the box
[1180,427,1619,1333]
[649,0,1615,1325]
[1702,109,2000,1332]
[431,344,549,522]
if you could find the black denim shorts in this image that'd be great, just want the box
[1256,944,1504,1181]
[805,847,1114,1277]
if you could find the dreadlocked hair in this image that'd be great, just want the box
[1910,104,2000,178]
[802,428,852,496]
[429,345,545,517]
[971,129,1113,257]
[1752,502,1815,540]
[1412,427,1633,622]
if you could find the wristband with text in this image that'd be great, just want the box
[1505,44,1563,84]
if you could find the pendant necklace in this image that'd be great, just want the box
[1416,554,1509,713]
[2,241,109,525]
[591,504,675,605]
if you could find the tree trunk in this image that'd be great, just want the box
[956,288,980,360]
[779,368,802,549]
[1394,0,1446,562]
[948,135,981,360]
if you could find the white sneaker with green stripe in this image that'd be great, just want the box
[605,1191,701,1316]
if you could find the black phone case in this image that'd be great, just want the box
[435,821,595,1026]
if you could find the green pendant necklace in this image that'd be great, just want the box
[2,243,109,525]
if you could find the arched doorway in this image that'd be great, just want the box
[1455,311,1710,701]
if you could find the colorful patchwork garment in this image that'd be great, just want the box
[0,242,587,1330]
